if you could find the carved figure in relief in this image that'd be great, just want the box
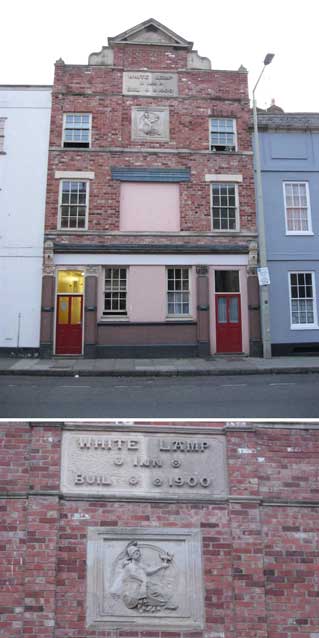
[110,541,178,613]
[138,110,161,136]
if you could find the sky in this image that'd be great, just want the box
[1,0,317,112]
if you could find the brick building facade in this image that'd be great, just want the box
[40,19,261,358]
[1,420,319,637]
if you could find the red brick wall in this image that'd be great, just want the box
[45,44,255,242]
[1,421,319,638]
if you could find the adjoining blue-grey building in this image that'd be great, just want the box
[258,104,319,355]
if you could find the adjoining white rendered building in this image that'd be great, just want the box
[0,86,51,354]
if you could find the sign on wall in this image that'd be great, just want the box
[123,71,178,96]
[61,430,228,500]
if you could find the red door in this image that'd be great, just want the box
[215,294,242,353]
[55,295,83,355]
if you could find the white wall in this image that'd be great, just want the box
[0,87,51,348]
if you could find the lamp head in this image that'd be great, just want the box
[264,53,275,66]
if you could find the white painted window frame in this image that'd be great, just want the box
[62,113,92,148]
[58,179,90,231]
[166,266,192,319]
[283,181,313,235]
[210,183,240,232]
[209,117,237,152]
[288,271,318,330]
[102,266,128,318]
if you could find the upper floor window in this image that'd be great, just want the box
[211,183,239,231]
[210,118,236,152]
[59,180,88,229]
[0,118,5,152]
[289,272,316,328]
[103,267,127,316]
[167,268,190,316]
[63,114,91,148]
[283,182,312,234]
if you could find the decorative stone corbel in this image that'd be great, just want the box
[43,240,55,275]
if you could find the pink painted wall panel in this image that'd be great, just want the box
[128,266,166,321]
[127,266,197,322]
[120,183,180,231]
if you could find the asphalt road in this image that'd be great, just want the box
[0,373,319,419]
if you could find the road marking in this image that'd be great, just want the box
[221,383,247,387]
[269,382,296,386]
[60,385,91,389]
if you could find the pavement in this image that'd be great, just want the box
[1,354,319,377]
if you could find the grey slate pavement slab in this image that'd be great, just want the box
[1,355,319,377]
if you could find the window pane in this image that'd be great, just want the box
[60,181,87,230]
[217,298,227,323]
[58,297,69,324]
[285,182,309,232]
[212,184,237,231]
[103,268,127,315]
[63,114,91,147]
[167,268,190,315]
[215,271,240,293]
[229,297,239,323]
[210,118,235,150]
[290,272,315,325]
[70,297,82,324]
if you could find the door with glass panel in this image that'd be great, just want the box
[55,271,84,355]
[215,271,242,353]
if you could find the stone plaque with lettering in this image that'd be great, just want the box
[132,106,169,141]
[61,431,228,499]
[87,527,204,630]
[123,71,178,97]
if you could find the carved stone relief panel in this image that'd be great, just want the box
[132,106,170,142]
[60,430,228,500]
[87,527,204,630]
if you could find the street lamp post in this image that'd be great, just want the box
[253,53,274,359]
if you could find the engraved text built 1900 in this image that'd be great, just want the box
[61,431,228,499]
[123,72,178,96]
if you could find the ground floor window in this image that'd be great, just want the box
[289,272,316,327]
[167,268,190,316]
[103,267,127,316]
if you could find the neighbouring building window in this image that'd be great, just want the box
[63,113,91,148]
[210,118,236,152]
[167,268,190,316]
[283,182,312,234]
[59,180,88,229]
[0,118,5,152]
[103,267,127,316]
[211,183,239,231]
[289,272,316,327]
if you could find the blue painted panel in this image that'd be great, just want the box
[270,133,307,159]
[111,167,191,182]
[259,131,319,170]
